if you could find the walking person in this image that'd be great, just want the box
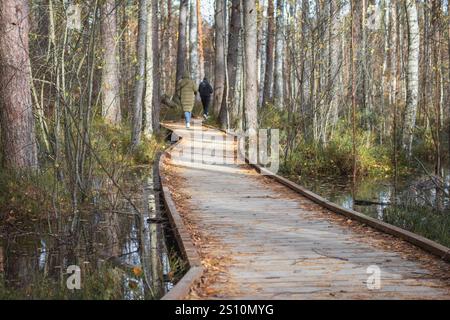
[177,71,197,129]
[198,77,213,119]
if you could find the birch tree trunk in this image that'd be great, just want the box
[328,0,340,138]
[189,0,200,84]
[132,0,148,147]
[262,0,275,107]
[258,0,267,107]
[243,0,258,133]
[273,0,285,108]
[0,0,38,169]
[448,1,450,164]
[101,0,121,125]
[403,0,420,155]
[213,0,226,114]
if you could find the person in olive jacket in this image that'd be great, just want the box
[177,71,198,129]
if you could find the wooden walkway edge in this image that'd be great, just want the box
[249,156,450,262]
[159,136,204,300]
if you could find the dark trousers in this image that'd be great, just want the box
[201,96,210,115]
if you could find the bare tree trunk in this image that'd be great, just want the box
[101,0,121,125]
[351,0,357,180]
[189,0,200,84]
[273,0,285,108]
[160,0,169,92]
[243,0,258,133]
[197,0,205,78]
[258,0,266,107]
[448,1,450,166]
[175,0,189,87]
[152,0,161,133]
[213,0,226,114]
[227,0,242,127]
[262,0,275,107]
[431,0,442,175]
[132,0,148,147]
[0,0,38,169]
[393,0,401,184]
[403,0,420,155]
[328,0,340,139]
[144,0,154,136]
[380,0,390,142]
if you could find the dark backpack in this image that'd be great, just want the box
[199,81,213,97]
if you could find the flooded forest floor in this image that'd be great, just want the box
[0,160,186,299]
[288,170,450,248]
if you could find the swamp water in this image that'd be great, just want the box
[294,172,450,247]
[0,164,185,299]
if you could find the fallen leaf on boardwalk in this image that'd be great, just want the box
[128,280,138,289]
[205,288,218,295]
[132,266,143,277]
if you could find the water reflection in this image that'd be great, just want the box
[295,171,450,247]
[0,168,181,299]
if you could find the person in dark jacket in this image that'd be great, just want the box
[198,77,213,119]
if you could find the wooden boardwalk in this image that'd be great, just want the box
[160,121,450,300]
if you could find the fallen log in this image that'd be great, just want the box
[354,199,391,206]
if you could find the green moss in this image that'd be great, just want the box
[91,118,165,166]
[281,127,394,178]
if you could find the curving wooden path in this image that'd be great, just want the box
[161,121,450,300]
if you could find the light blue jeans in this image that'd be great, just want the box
[184,111,191,125]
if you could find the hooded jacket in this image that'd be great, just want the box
[198,78,213,98]
[177,72,197,112]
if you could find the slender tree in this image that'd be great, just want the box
[152,0,161,133]
[262,0,275,107]
[197,0,205,78]
[403,0,420,155]
[226,0,242,126]
[189,0,200,84]
[175,0,189,86]
[243,0,258,133]
[101,0,121,125]
[132,0,148,147]
[273,0,285,108]
[431,0,442,175]
[0,0,38,169]
[144,0,154,136]
[213,0,226,114]
[447,0,450,165]
[351,0,357,180]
